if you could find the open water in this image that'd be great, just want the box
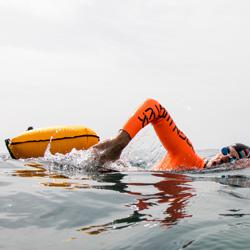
[1,133,250,250]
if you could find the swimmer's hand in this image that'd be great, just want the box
[91,130,131,164]
[206,153,232,168]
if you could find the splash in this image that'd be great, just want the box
[43,143,102,172]
[40,140,140,175]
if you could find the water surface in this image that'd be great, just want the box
[1,147,250,250]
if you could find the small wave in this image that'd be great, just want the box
[0,154,11,161]
[183,159,250,175]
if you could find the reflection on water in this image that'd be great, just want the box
[12,161,195,234]
[219,175,250,188]
[12,162,69,180]
[78,211,149,235]
[78,172,194,234]
[8,157,250,236]
[1,152,250,250]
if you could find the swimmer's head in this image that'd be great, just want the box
[221,146,238,162]
[221,143,250,159]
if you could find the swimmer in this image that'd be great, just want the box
[92,99,250,170]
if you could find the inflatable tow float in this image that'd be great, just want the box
[5,125,99,159]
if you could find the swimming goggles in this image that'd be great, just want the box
[221,147,231,156]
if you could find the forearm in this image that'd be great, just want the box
[115,130,131,150]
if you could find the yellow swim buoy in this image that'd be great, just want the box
[5,125,99,159]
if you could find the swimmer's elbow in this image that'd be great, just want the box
[143,98,160,106]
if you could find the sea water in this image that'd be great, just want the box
[1,131,250,250]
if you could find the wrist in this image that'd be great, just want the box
[116,130,131,149]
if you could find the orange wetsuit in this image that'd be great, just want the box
[122,99,205,171]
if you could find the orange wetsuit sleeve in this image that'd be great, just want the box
[122,98,205,170]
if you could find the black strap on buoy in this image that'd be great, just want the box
[5,139,16,159]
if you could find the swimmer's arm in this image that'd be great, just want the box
[92,130,131,164]
[206,153,232,168]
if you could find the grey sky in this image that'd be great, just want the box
[0,0,250,152]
